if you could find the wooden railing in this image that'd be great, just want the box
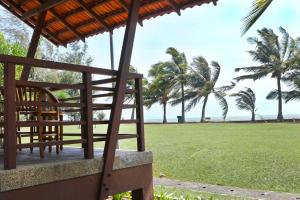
[0,54,145,170]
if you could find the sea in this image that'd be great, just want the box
[144,114,300,123]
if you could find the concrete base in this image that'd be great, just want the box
[0,147,153,193]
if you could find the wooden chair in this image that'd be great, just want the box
[0,85,63,158]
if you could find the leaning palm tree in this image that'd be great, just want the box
[242,0,273,35]
[235,27,298,121]
[144,62,173,123]
[124,66,138,120]
[230,88,257,121]
[163,47,188,123]
[185,56,234,122]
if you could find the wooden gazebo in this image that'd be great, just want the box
[0,0,217,199]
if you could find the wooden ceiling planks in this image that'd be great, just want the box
[1,0,217,45]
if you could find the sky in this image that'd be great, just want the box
[2,0,300,122]
[80,0,300,121]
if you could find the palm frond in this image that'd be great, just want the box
[214,91,228,120]
[242,0,273,35]
[266,89,279,100]
[211,61,221,82]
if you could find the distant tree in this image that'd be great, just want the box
[230,88,257,121]
[124,66,138,120]
[144,63,173,123]
[0,32,26,85]
[242,0,273,35]
[235,27,300,121]
[164,47,188,123]
[185,56,234,122]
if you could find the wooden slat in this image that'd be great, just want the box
[16,121,86,127]
[21,0,68,20]
[77,0,111,32]
[16,80,84,90]
[16,101,83,107]
[0,54,143,78]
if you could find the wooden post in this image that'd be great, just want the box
[4,63,17,170]
[98,0,140,199]
[82,72,94,159]
[135,78,145,151]
[20,11,47,81]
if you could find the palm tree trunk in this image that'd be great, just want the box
[201,95,208,122]
[163,102,167,124]
[181,83,185,123]
[251,110,255,122]
[277,76,283,121]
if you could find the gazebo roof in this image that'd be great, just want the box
[0,0,217,46]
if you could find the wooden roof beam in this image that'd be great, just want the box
[21,0,68,20]
[76,0,112,32]
[50,8,85,42]
[20,0,31,7]
[117,0,143,26]
[166,0,181,16]
[0,0,63,46]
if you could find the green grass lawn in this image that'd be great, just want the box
[64,123,300,194]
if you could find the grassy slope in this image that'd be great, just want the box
[65,123,300,194]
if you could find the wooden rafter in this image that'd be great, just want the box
[76,0,111,32]
[0,0,63,46]
[20,0,31,7]
[21,0,68,20]
[166,0,181,15]
[50,8,85,42]
[117,0,143,26]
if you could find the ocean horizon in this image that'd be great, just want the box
[144,114,300,123]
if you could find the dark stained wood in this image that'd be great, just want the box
[82,72,94,159]
[0,54,143,78]
[135,78,145,151]
[49,8,85,42]
[20,11,47,81]
[99,0,140,199]
[3,63,17,170]
[0,164,153,200]
[77,0,111,32]
[0,0,62,46]
[21,0,68,20]
[166,0,181,15]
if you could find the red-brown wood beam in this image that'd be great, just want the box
[20,11,47,81]
[20,0,31,6]
[3,63,17,170]
[0,0,62,46]
[76,0,111,32]
[166,0,181,15]
[21,0,68,20]
[117,0,143,26]
[98,0,140,199]
[50,8,85,42]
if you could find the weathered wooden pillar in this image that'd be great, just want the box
[98,0,140,199]
[20,11,47,81]
[135,77,145,151]
[82,72,94,159]
[3,63,17,170]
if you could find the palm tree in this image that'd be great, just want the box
[230,88,257,121]
[185,56,234,122]
[124,66,138,120]
[144,63,173,123]
[235,27,298,121]
[163,47,188,123]
[242,0,273,35]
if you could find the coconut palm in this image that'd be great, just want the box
[235,27,298,121]
[144,62,173,123]
[230,88,257,121]
[124,66,138,120]
[242,0,273,35]
[163,47,188,123]
[185,56,234,122]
